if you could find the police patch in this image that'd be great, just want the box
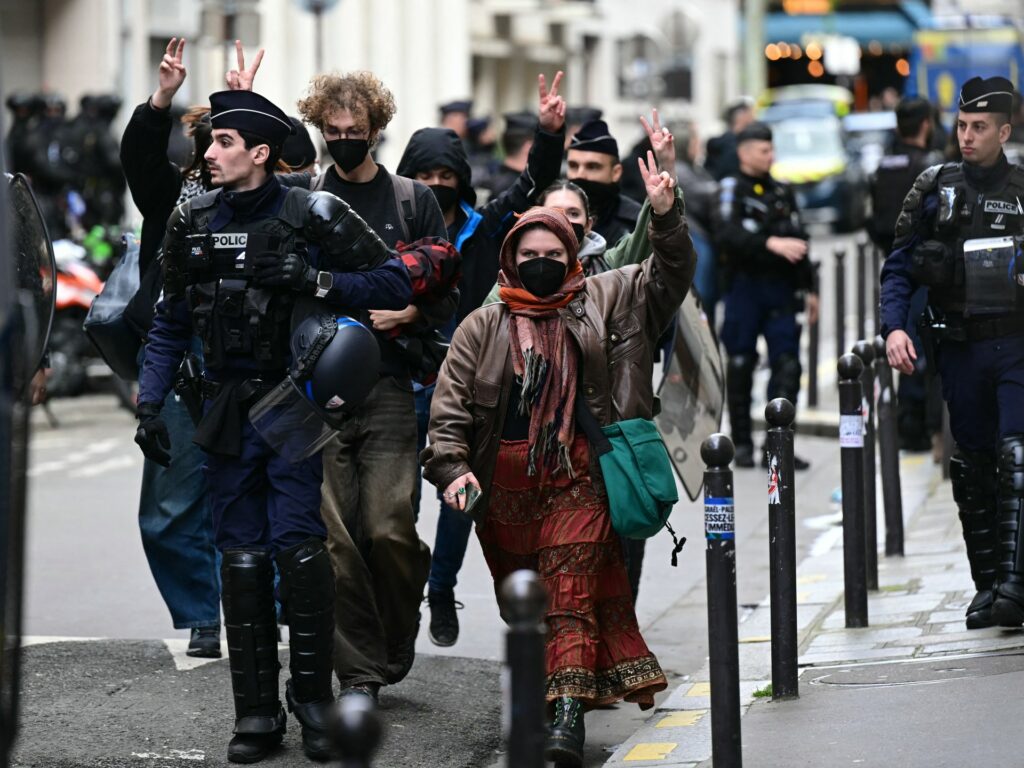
[213,233,248,248]
[984,200,1020,215]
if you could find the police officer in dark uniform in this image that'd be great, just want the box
[715,121,818,469]
[881,76,1024,631]
[566,119,642,245]
[134,90,411,764]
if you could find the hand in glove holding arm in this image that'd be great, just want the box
[252,251,316,292]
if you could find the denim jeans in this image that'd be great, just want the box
[137,342,221,629]
[415,385,475,595]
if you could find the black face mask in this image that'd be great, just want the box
[572,178,618,213]
[571,222,586,247]
[326,138,369,173]
[429,184,460,213]
[518,257,567,298]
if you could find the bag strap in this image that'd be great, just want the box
[390,174,417,243]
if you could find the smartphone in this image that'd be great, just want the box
[463,484,483,516]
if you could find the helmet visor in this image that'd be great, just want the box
[248,378,336,463]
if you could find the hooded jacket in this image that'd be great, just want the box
[396,124,565,323]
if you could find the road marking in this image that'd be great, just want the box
[739,635,771,643]
[28,438,123,477]
[69,455,137,478]
[22,635,102,646]
[624,743,677,760]
[685,682,711,697]
[797,573,827,585]
[797,591,813,603]
[810,526,844,558]
[656,710,706,727]
[131,749,205,761]
[163,639,226,672]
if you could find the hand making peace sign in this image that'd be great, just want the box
[638,150,675,216]
[538,71,566,133]
[225,39,265,92]
[640,108,676,182]
[151,37,187,110]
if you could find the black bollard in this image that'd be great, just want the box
[701,434,742,767]
[765,398,798,700]
[853,340,879,591]
[871,245,882,337]
[873,335,904,557]
[807,261,821,409]
[500,570,547,768]
[838,354,869,627]
[856,240,867,342]
[334,692,383,768]
[835,247,847,367]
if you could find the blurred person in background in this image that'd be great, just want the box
[480,110,539,199]
[705,98,754,181]
[567,119,641,246]
[674,120,720,316]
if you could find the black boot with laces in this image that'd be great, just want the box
[545,696,585,767]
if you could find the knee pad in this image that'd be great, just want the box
[767,353,802,403]
[999,436,1024,500]
[275,538,335,618]
[727,355,757,388]
[221,548,275,623]
[951,449,997,508]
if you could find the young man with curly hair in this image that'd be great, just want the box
[292,71,450,704]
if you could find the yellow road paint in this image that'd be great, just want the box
[656,710,707,727]
[624,742,678,760]
[686,682,711,697]
[797,573,826,585]
[739,635,771,644]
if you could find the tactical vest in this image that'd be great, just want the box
[735,179,802,239]
[181,187,314,372]
[872,149,930,239]
[919,163,1024,316]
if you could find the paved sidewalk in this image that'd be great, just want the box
[603,452,1024,767]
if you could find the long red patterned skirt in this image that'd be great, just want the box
[477,436,668,710]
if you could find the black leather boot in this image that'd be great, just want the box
[221,549,286,764]
[950,450,1000,629]
[992,436,1024,627]
[727,355,756,467]
[277,538,337,762]
[545,696,585,768]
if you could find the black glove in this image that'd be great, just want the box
[135,401,171,467]
[252,252,315,292]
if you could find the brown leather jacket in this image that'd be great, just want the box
[421,202,695,519]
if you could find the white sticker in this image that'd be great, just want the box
[839,414,864,448]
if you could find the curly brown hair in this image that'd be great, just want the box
[297,71,396,141]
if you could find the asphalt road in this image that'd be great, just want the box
[13,231,870,767]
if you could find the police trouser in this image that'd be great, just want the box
[320,376,432,688]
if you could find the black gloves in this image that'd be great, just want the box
[135,401,171,467]
[252,252,316,292]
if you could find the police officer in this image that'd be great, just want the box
[881,76,1024,631]
[715,121,818,469]
[134,90,411,764]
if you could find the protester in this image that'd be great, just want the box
[422,151,694,766]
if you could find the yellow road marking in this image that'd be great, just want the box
[625,742,678,760]
[656,710,707,727]
[686,682,711,697]
[739,635,771,643]
[797,573,826,585]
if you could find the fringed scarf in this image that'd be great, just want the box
[497,207,587,477]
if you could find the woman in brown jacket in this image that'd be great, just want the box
[421,152,695,767]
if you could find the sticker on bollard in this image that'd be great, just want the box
[839,413,864,448]
[705,497,735,539]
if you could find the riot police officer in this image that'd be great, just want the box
[134,90,411,764]
[714,121,818,469]
[881,76,1024,632]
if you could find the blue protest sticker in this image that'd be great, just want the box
[705,496,735,539]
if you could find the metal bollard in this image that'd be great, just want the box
[701,434,742,767]
[500,570,547,768]
[807,260,821,409]
[873,335,904,557]
[852,340,879,591]
[856,240,867,342]
[334,693,383,768]
[765,399,798,700]
[834,247,847,367]
[838,353,869,627]
[871,245,882,337]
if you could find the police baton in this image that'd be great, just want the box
[765,399,798,700]
[333,692,383,768]
[838,354,869,627]
[499,570,547,768]
[701,434,742,767]
[852,340,879,591]
[873,335,904,557]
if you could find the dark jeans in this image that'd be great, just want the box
[137,345,220,630]
[321,376,431,687]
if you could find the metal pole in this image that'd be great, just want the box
[333,694,383,768]
[856,240,867,343]
[838,353,868,628]
[873,335,904,557]
[314,5,324,73]
[500,571,547,768]
[701,434,742,768]
[871,245,881,337]
[807,261,821,409]
[853,340,878,591]
[743,0,767,96]
[834,247,846,368]
[765,399,798,700]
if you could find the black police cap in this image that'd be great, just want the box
[569,119,618,157]
[737,121,773,145]
[440,99,473,116]
[281,117,317,169]
[503,110,538,136]
[566,106,603,126]
[959,76,1014,115]
[209,90,294,149]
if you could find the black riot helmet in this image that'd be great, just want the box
[249,312,380,462]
